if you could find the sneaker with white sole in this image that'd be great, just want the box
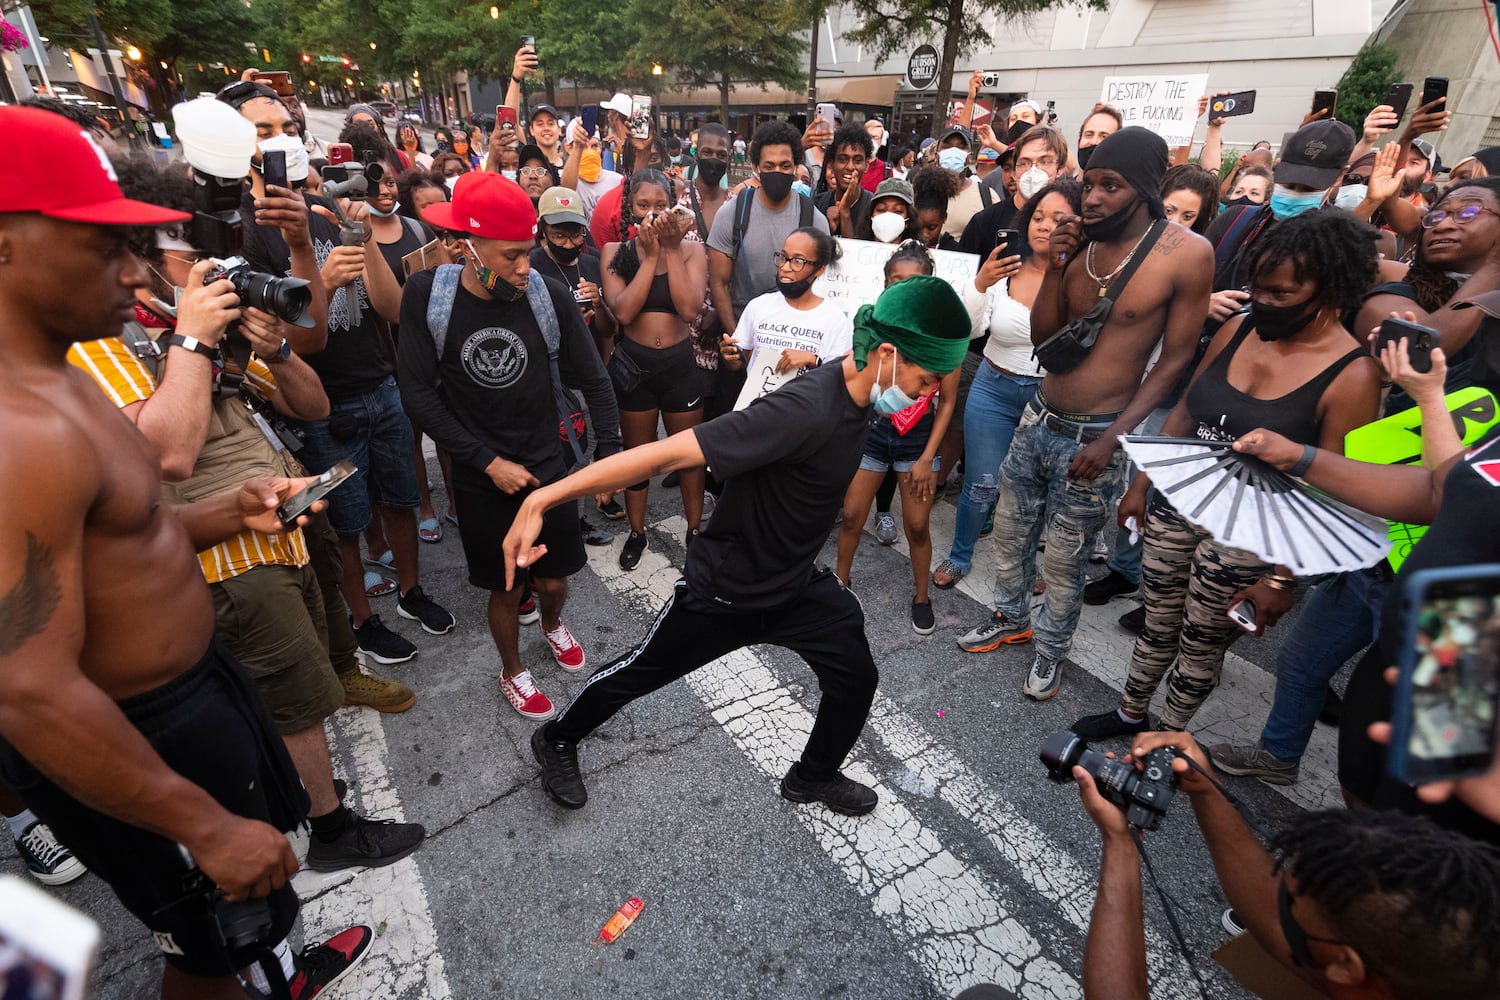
[397,585,456,635]
[542,620,586,672]
[702,490,717,523]
[874,511,898,545]
[289,924,373,1000]
[500,669,555,720]
[1023,654,1063,700]
[957,610,1033,652]
[518,591,540,626]
[352,614,417,665]
[911,599,935,635]
[1221,908,1246,936]
[1091,533,1110,563]
[14,821,86,886]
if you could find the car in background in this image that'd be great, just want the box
[369,100,397,120]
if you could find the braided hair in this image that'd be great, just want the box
[1249,209,1379,313]
[1272,809,1500,999]
[883,239,934,284]
[608,168,676,283]
[1405,177,1500,310]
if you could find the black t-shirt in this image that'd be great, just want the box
[957,197,1019,259]
[529,247,604,327]
[241,192,391,402]
[1339,425,1500,844]
[377,216,435,342]
[813,187,874,241]
[396,269,621,484]
[689,360,869,610]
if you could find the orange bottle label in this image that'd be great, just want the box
[598,897,644,943]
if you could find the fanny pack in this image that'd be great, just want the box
[1033,220,1167,374]
[608,342,646,394]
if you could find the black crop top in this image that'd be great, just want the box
[640,271,675,314]
[1186,318,1365,446]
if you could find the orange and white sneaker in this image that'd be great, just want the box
[500,669,555,720]
[543,620,586,673]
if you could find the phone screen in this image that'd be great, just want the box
[497,106,517,132]
[1391,567,1500,783]
[277,459,356,527]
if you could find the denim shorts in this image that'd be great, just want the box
[859,413,940,474]
[291,376,420,537]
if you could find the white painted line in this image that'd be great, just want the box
[298,705,453,999]
[588,542,1082,998]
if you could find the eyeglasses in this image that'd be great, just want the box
[161,252,207,267]
[773,251,816,271]
[1422,204,1500,228]
[519,166,551,178]
[1016,156,1058,171]
[546,226,586,244]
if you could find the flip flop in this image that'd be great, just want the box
[418,517,442,543]
[932,559,965,590]
[363,549,395,572]
[364,570,397,598]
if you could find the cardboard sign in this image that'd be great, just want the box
[1099,74,1208,148]
[1343,387,1500,570]
[812,238,979,313]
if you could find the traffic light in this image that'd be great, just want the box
[341,55,350,67]
[302,52,311,64]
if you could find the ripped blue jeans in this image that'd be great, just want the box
[944,362,1042,574]
[989,409,1129,665]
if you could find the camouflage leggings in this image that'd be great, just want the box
[1121,495,1271,729]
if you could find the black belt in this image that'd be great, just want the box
[1025,399,1114,444]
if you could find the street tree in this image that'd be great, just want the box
[1333,42,1401,134]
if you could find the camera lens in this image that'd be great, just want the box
[225,265,313,327]
[365,162,385,185]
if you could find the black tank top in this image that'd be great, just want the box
[1186,319,1365,445]
[640,271,675,314]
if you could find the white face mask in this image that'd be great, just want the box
[870,211,907,243]
[1018,165,1049,200]
[257,134,310,183]
[938,147,968,174]
[1333,184,1368,211]
[444,175,459,192]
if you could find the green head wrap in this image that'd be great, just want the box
[851,274,971,376]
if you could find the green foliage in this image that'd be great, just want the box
[635,0,810,113]
[1333,42,1400,133]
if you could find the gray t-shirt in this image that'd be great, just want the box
[706,191,830,311]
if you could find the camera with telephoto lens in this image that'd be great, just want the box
[203,256,312,328]
[1039,730,1179,830]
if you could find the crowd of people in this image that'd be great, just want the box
[1,40,1499,999]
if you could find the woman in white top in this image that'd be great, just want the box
[933,177,1083,589]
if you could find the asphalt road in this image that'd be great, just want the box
[6,107,1336,999]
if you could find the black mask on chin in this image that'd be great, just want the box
[695,157,728,186]
[776,275,816,299]
[759,170,795,202]
[1081,196,1140,243]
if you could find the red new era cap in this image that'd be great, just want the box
[0,107,190,225]
[422,171,537,241]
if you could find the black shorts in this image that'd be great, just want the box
[0,643,308,976]
[453,465,586,592]
[611,337,704,413]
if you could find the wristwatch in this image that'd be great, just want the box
[164,333,218,359]
[260,338,292,364]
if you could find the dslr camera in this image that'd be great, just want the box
[1039,730,1178,830]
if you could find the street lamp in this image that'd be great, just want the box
[490,5,499,18]
[369,41,377,50]
[126,44,141,61]
[652,62,662,76]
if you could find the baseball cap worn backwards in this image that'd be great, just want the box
[421,172,538,240]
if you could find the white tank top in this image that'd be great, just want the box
[980,278,1043,377]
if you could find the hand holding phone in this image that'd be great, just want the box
[1309,89,1338,123]
[1421,76,1449,110]
[1374,315,1440,374]
[1227,598,1258,633]
[1209,90,1257,119]
[262,149,287,191]
[277,459,356,528]
[581,104,598,138]
[1383,82,1415,122]
[995,228,1022,253]
[497,106,518,133]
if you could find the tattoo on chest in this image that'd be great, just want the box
[0,534,61,656]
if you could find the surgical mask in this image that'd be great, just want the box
[670,155,682,165]
[1249,298,1320,342]
[1333,184,1368,211]
[1017,165,1049,200]
[257,134,310,183]
[759,170,794,202]
[777,275,816,299]
[791,180,812,199]
[870,211,907,243]
[501,169,518,182]
[465,239,526,301]
[579,149,603,183]
[1081,196,1139,243]
[367,200,401,218]
[444,174,459,192]
[1270,184,1325,219]
[938,148,968,173]
[695,156,727,187]
[868,352,918,416]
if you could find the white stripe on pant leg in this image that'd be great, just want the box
[588,543,1080,998]
[568,584,679,699]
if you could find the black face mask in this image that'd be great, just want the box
[1081,195,1140,243]
[759,170,795,203]
[777,275,816,299]
[1249,298,1321,342]
[1224,195,1257,208]
[1077,144,1096,171]
[547,240,582,264]
[696,157,728,186]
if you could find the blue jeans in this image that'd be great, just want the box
[945,362,1042,573]
[1259,568,1389,760]
[292,376,420,537]
[990,411,1129,664]
[1105,405,1172,583]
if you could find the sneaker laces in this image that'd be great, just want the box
[19,824,66,868]
[509,670,540,698]
[544,623,578,651]
[1032,657,1057,680]
[297,939,349,979]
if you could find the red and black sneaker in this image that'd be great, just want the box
[289,924,373,999]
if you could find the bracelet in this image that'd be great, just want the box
[511,75,524,85]
[1287,444,1316,478]
[1261,576,1295,592]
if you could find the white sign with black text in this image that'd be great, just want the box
[812,238,979,313]
[1099,74,1208,149]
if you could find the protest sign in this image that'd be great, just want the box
[1099,74,1208,148]
[812,238,979,313]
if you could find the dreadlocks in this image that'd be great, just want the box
[1249,209,1379,313]
[1272,808,1500,1000]
[608,168,675,283]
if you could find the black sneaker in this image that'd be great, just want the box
[1118,605,1146,635]
[531,726,588,809]
[780,764,878,816]
[581,516,612,546]
[353,614,417,665]
[1071,709,1150,741]
[305,813,426,872]
[14,821,86,886]
[397,585,456,635]
[911,599,935,636]
[598,497,625,520]
[620,530,647,570]
[1084,570,1138,605]
[288,924,373,1000]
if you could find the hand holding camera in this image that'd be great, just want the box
[174,259,242,349]
[186,814,299,903]
[1041,730,1179,830]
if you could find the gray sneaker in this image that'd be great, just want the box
[874,511,898,546]
[1208,742,1300,785]
[956,611,1033,652]
[1023,655,1063,701]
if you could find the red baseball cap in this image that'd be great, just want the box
[0,107,190,225]
[422,171,537,241]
